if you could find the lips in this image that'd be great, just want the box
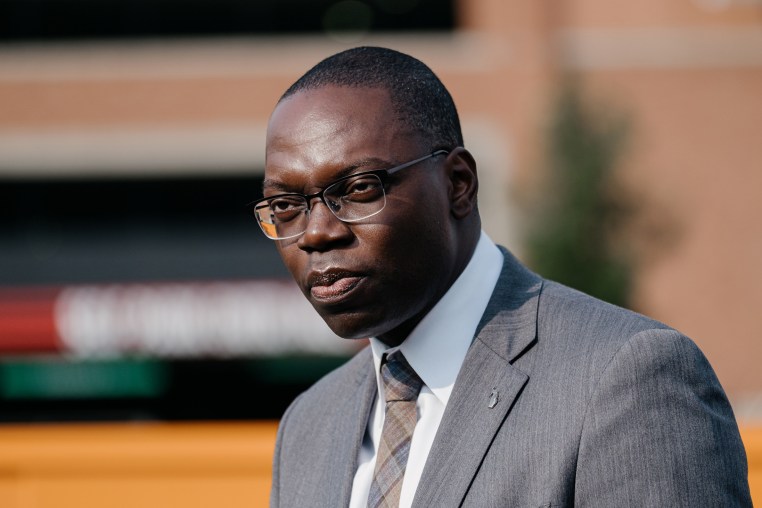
[307,270,365,302]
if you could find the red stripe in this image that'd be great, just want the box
[0,287,61,353]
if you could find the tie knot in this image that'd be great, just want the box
[381,351,423,403]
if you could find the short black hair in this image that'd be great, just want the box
[280,46,464,150]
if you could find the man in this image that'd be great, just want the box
[257,47,751,506]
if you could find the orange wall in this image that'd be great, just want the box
[0,422,759,507]
[0,422,276,508]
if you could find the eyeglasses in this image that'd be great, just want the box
[250,150,449,240]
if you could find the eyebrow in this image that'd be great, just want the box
[262,156,395,193]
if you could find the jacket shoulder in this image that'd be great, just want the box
[283,345,373,420]
[537,279,671,349]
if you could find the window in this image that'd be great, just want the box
[0,0,455,42]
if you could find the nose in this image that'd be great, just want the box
[297,197,353,252]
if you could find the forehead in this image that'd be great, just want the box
[267,85,396,146]
[264,86,420,188]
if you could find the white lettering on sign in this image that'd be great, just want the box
[54,280,355,358]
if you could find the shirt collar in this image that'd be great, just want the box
[370,231,504,407]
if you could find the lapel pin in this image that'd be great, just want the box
[488,387,499,409]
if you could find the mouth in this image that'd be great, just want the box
[307,270,366,303]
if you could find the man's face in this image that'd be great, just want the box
[264,86,461,346]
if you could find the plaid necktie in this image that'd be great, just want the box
[367,351,424,508]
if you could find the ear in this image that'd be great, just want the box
[445,147,479,219]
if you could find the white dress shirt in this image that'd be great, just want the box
[348,231,504,508]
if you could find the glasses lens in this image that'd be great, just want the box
[324,174,386,222]
[255,196,307,240]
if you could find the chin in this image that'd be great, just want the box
[324,321,375,341]
[319,310,385,341]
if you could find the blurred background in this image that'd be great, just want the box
[0,0,760,505]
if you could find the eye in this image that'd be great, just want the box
[268,196,305,221]
[340,175,384,202]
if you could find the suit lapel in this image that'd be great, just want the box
[413,249,543,507]
[412,343,528,507]
[325,348,377,507]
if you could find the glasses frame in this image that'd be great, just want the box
[250,149,449,240]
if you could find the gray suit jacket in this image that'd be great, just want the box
[271,249,751,507]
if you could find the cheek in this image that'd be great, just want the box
[367,205,452,290]
[275,244,306,289]
[390,189,452,248]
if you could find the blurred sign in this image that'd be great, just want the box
[0,280,352,358]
